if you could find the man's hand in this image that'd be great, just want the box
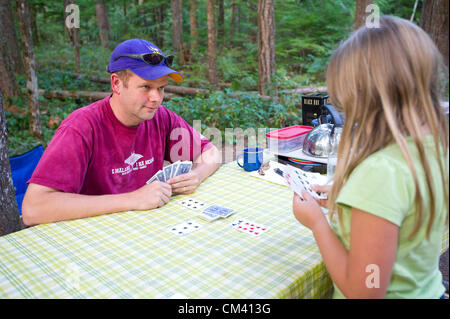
[130,181,172,210]
[166,171,202,195]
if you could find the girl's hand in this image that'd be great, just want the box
[311,184,331,208]
[292,190,328,232]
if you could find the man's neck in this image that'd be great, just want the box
[109,94,139,127]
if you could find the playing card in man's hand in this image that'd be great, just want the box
[170,161,181,179]
[163,165,173,181]
[146,174,158,184]
[156,170,166,182]
[174,161,192,176]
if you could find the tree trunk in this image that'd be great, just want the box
[207,0,218,87]
[73,24,80,73]
[63,0,73,43]
[354,0,373,30]
[171,0,183,63]
[0,92,24,237]
[72,0,80,73]
[0,35,19,99]
[189,0,198,54]
[17,0,42,139]
[410,0,419,22]
[248,0,257,44]
[217,0,224,47]
[32,88,175,102]
[420,0,449,68]
[95,0,110,48]
[0,0,24,75]
[230,1,237,48]
[123,0,128,35]
[30,2,39,46]
[153,3,166,49]
[257,0,275,95]
[63,1,80,72]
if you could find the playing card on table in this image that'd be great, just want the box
[179,198,207,211]
[197,210,220,222]
[203,205,235,218]
[231,218,269,236]
[169,220,202,236]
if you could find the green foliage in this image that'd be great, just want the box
[6,94,82,156]
[163,92,301,145]
[375,0,423,23]
[6,0,429,156]
[275,0,355,82]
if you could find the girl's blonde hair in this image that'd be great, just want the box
[326,16,449,239]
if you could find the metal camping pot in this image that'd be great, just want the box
[302,104,344,158]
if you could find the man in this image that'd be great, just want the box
[22,39,221,226]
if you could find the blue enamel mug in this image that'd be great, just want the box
[236,147,264,172]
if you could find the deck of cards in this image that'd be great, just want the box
[178,197,235,222]
[283,165,328,200]
[146,161,193,184]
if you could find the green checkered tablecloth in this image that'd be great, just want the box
[0,162,447,299]
[0,162,332,299]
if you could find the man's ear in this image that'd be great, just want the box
[110,73,122,95]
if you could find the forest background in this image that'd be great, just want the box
[0,0,448,158]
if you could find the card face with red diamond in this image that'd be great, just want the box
[231,218,269,236]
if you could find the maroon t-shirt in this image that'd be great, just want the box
[29,95,212,195]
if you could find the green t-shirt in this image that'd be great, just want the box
[332,136,448,299]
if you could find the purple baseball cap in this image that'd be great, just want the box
[107,39,183,83]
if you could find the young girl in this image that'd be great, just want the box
[293,16,449,299]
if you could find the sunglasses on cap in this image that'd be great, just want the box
[114,52,174,67]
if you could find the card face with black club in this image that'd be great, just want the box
[179,198,207,211]
[169,220,202,236]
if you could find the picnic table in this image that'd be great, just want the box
[0,162,447,298]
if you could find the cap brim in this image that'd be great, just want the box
[129,65,183,83]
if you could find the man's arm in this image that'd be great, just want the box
[22,181,172,226]
[167,144,221,194]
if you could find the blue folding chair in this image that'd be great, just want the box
[9,145,44,215]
